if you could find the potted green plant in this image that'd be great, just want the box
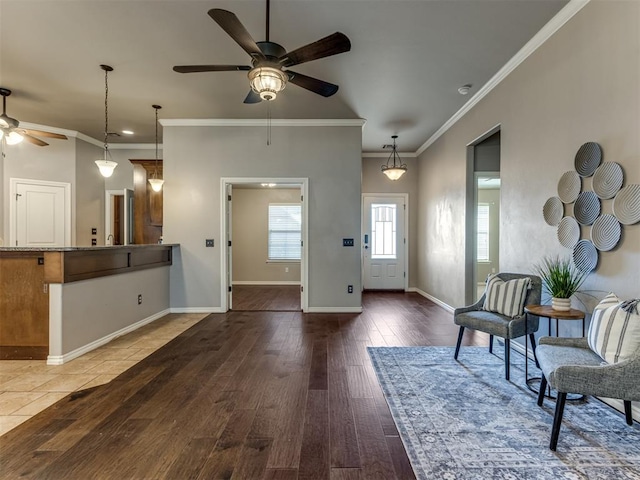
[535,256,589,311]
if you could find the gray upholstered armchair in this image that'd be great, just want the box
[536,336,640,451]
[454,273,542,380]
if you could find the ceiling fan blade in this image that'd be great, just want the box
[23,129,67,140]
[287,71,339,97]
[279,32,351,68]
[243,90,262,104]
[208,9,265,60]
[22,134,48,147]
[173,65,251,73]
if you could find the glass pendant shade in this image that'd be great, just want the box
[381,135,407,181]
[248,66,287,101]
[148,178,164,192]
[381,166,407,181]
[6,130,24,145]
[95,159,118,178]
[0,130,4,140]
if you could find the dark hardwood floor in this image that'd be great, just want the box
[232,285,301,311]
[0,292,488,479]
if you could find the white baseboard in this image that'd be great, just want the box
[232,281,300,285]
[410,288,454,313]
[305,306,363,313]
[47,309,171,365]
[170,307,226,314]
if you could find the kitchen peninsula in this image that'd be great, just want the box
[0,244,175,364]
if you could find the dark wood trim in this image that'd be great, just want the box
[0,345,48,360]
[43,245,173,284]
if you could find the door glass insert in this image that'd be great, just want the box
[371,203,397,259]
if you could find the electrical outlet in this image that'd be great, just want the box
[138,294,142,305]
[343,238,354,247]
[348,285,353,294]
[285,267,289,273]
[91,238,97,246]
[205,239,214,247]
[91,227,97,235]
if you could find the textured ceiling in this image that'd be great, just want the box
[0,0,568,152]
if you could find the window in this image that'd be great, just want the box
[371,203,397,259]
[477,203,490,262]
[268,204,302,260]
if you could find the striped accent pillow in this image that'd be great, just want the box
[588,293,640,364]
[482,274,531,318]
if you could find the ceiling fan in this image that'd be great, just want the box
[0,88,68,146]
[173,0,351,103]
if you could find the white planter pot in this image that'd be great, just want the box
[552,297,571,311]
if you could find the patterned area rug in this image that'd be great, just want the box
[368,346,640,480]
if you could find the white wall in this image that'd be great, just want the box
[232,187,302,284]
[75,140,105,245]
[362,155,418,288]
[1,136,77,244]
[417,1,640,308]
[163,123,363,312]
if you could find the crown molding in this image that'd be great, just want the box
[415,0,591,157]
[159,118,366,128]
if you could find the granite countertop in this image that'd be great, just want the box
[0,244,179,252]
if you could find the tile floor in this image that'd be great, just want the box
[0,313,207,436]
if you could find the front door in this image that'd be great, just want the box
[363,195,406,290]
[12,179,70,247]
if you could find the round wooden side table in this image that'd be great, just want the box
[524,304,586,400]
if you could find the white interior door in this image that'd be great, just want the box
[363,195,406,290]
[12,179,70,247]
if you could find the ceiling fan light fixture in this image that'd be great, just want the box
[6,130,24,145]
[248,66,287,101]
[381,135,407,181]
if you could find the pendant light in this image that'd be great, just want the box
[148,105,164,192]
[381,135,407,180]
[95,64,117,178]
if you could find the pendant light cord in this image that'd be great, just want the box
[154,106,159,179]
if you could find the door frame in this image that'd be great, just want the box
[105,189,134,245]
[465,124,501,305]
[361,193,409,291]
[9,177,72,247]
[220,177,309,312]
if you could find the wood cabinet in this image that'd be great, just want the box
[0,252,49,359]
[130,159,163,244]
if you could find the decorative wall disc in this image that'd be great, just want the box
[574,142,602,177]
[574,191,601,225]
[557,171,581,203]
[557,216,580,249]
[613,184,640,225]
[591,214,621,252]
[593,162,624,199]
[573,239,598,272]
[543,196,563,226]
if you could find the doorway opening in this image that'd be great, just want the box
[361,193,408,291]
[221,178,308,312]
[105,189,134,245]
[465,127,501,304]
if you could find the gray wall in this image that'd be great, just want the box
[75,140,105,246]
[417,1,640,310]
[163,124,363,311]
[1,136,78,245]
[362,155,418,289]
[232,187,302,284]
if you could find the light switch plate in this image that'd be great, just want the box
[343,238,354,247]
[205,239,214,247]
